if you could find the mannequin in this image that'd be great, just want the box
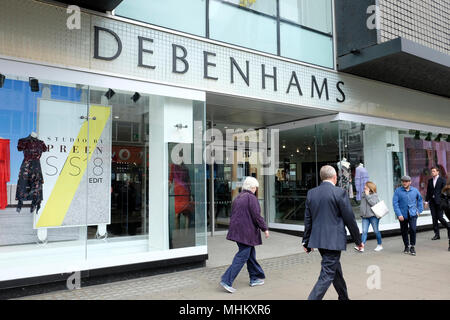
[337,157,350,170]
[355,162,369,201]
[169,161,193,230]
[337,158,353,198]
[15,133,47,214]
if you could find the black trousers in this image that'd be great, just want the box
[429,201,450,238]
[308,249,349,300]
[399,215,417,247]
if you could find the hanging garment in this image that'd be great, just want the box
[355,165,369,201]
[0,139,11,210]
[15,135,47,213]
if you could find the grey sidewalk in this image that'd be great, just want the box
[17,230,450,300]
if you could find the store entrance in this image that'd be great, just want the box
[206,123,267,233]
[205,94,334,235]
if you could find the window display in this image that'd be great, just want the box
[0,73,206,282]
[404,136,449,199]
[270,119,450,228]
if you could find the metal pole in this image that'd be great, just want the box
[209,119,215,236]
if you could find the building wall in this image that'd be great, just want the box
[0,0,449,129]
[378,0,450,55]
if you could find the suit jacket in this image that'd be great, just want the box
[302,182,361,251]
[426,176,446,205]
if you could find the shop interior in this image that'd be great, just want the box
[205,93,334,233]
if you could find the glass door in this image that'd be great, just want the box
[86,86,150,259]
[207,126,266,234]
[267,116,341,227]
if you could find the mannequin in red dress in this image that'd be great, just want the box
[169,162,193,230]
[0,138,10,210]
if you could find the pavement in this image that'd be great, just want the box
[15,229,450,300]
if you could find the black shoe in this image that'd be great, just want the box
[403,246,410,254]
[431,235,440,240]
[410,246,416,256]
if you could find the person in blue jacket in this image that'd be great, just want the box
[393,175,424,256]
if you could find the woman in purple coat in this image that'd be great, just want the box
[220,177,270,293]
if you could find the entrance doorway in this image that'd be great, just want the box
[205,94,335,235]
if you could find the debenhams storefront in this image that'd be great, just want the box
[0,0,449,289]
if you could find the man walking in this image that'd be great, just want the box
[302,165,362,300]
[393,175,423,256]
[425,167,448,240]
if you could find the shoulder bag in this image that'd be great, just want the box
[371,200,389,219]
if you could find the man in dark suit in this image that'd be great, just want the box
[425,167,448,240]
[302,165,363,300]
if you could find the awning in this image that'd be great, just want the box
[338,37,450,98]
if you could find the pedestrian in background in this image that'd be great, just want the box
[425,167,448,240]
[439,181,450,251]
[220,176,269,293]
[355,181,383,252]
[302,165,362,300]
[393,175,423,256]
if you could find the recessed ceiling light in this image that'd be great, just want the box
[114,116,120,119]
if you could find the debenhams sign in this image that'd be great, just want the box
[93,26,346,103]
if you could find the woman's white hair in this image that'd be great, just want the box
[242,176,259,190]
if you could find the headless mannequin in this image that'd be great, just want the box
[338,158,350,170]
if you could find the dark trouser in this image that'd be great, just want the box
[430,201,450,238]
[399,215,417,247]
[308,249,349,300]
[221,242,265,287]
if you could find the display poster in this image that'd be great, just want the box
[35,100,111,228]
[404,137,449,199]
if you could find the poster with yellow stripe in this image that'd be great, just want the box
[35,100,111,228]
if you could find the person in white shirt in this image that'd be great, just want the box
[425,167,448,240]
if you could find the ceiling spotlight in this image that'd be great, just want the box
[105,88,115,100]
[296,148,299,153]
[131,92,141,103]
[414,131,420,140]
[425,132,432,141]
[29,77,40,92]
[434,134,442,142]
[0,74,5,88]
